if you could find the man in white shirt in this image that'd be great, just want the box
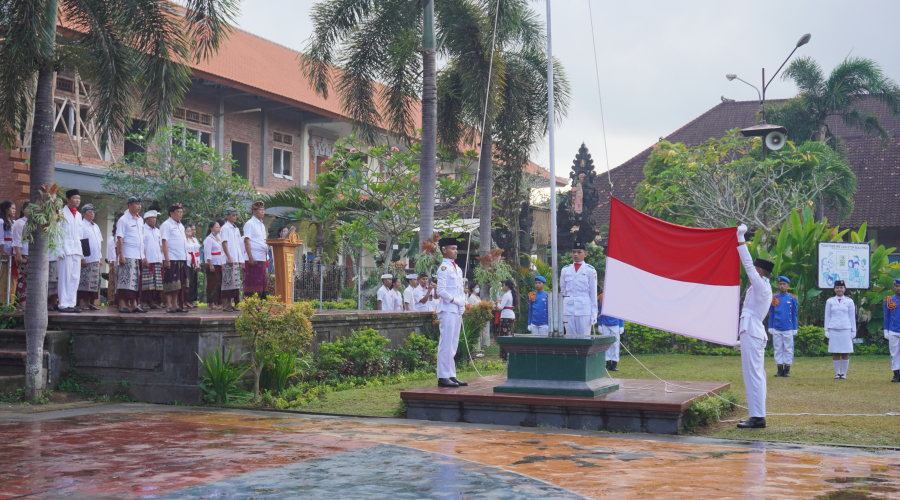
[160,204,189,312]
[560,241,598,336]
[435,238,467,387]
[376,274,396,311]
[736,223,774,429]
[116,197,148,313]
[403,273,418,311]
[77,204,103,310]
[242,201,269,299]
[220,207,245,312]
[57,189,86,313]
[141,210,163,309]
[11,202,30,312]
[413,273,435,312]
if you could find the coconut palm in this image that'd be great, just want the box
[301,0,569,256]
[0,0,240,400]
[768,56,900,220]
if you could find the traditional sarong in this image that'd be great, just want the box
[221,262,241,300]
[186,266,199,303]
[498,318,515,336]
[141,262,162,302]
[0,255,13,304]
[162,260,187,293]
[15,255,27,302]
[205,264,222,304]
[116,258,143,300]
[243,261,268,295]
[77,261,101,302]
[107,264,117,304]
[48,260,58,297]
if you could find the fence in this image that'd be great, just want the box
[292,264,405,310]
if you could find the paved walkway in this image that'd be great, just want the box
[2,404,899,499]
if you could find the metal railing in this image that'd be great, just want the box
[292,263,411,311]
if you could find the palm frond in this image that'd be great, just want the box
[181,0,240,62]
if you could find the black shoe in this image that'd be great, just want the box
[736,417,766,429]
[449,377,468,386]
[892,370,900,383]
[610,361,619,372]
[72,307,83,313]
[774,364,783,377]
[783,365,791,377]
[438,378,459,388]
[58,307,77,313]
[606,361,611,370]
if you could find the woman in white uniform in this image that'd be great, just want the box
[824,280,856,379]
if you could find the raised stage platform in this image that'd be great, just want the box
[401,376,730,434]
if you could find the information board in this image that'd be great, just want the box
[817,242,871,289]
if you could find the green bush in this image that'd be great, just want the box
[316,327,392,375]
[258,350,311,394]
[681,390,739,433]
[622,323,738,356]
[393,333,437,373]
[197,346,250,404]
[794,325,829,357]
[301,298,357,310]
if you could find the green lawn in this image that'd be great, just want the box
[302,353,900,447]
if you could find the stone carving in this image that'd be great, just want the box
[557,143,600,250]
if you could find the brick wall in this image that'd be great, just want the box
[0,143,29,205]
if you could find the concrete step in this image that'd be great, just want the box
[0,375,25,393]
[0,329,27,349]
[0,349,49,376]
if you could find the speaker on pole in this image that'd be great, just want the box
[765,131,786,150]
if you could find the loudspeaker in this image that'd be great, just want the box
[765,131,786,150]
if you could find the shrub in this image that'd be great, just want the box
[681,390,739,433]
[301,298,357,310]
[794,325,829,357]
[459,301,494,360]
[621,324,738,356]
[258,350,312,394]
[316,327,392,376]
[393,332,438,372]
[197,346,250,404]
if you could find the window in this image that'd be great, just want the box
[56,78,75,93]
[231,141,249,179]
[123,119,147,156]
[273,148,292,178]
[173,128,211,149]
[186,110,200,123]
[54,103,88,136]
[273,132,293,146]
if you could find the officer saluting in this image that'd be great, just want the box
[768,276,798,377]
[527,276,549,335]
[435,237,468,388]
[560,241,598,336]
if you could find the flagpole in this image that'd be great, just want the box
[546,0,560,335]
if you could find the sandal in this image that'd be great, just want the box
[118,307,132,313]
[166,308,177,313]
[133,307,149,313]
[87,304,99,310]
[177,308,189,313]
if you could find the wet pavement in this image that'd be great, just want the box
[2,404,899,499]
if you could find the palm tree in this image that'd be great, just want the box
[301,0,569,258]
[768,56,900,219]
[0,0,239,400]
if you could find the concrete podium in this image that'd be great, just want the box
[494,335,620,397]
[267,232,302,305]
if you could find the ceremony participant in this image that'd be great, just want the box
[495,280,516,337]
[0,201,16,305]
[203,220,225,310]
[141,210,163,310]
[116,197,147,313]
[825,280,856,380]
[467,282,481,306]
[560,242,598,336]
[527,276,550,335]
[220,208,244,312]
[243,201,269,299]
[598,290,625,371]
[57,189,85,313]
[160,204,189,313]
[403,273,418,311]
[184,223,200,308]
[884,279,900,382]
[391,277,403,311]
[106,219,118,306]
[435,237,467,387]
[768,276,799,377]
[77,204,103,310]
[376,274,395,311]
[11,202,29,311]
[735,224,773,429]
[413,273,435,312]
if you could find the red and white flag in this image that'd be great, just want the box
[602,197,740,345]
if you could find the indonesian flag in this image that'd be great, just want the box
[602,197,740,345]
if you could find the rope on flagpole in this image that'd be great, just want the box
[587,0,613,191]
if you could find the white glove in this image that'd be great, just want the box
[527,324,534,332]
[591,316,598,326]
[792,330,798,336]
[736,224,748,242]
[733,340,741,351]
[767,327,773,335]
[886,329,890,340]
[453,297,464,307]
[824,329,830,339]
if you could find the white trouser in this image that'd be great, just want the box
[437,310,461,379]
[530,325,549,336]
[600,324,622,362]
[564,315,592,336]
[889,333,900,371]
[740,333,767,418]
[57,254,82,308]
[771,329,794,365]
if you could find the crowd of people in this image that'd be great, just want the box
[0,192,271,314]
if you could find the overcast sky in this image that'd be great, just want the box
[234,0,900,174]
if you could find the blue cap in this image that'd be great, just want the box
[894,278,900,284]
[535,276,546,283]
[778,276,790,283]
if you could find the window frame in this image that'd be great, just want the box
[272,147,293,180]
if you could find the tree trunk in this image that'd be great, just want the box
[25,65,55,401]
[382,234,395,274]
[813,123,828,222]
[314,222,324,263]
[477,133,492,299]
[419,49,437,243]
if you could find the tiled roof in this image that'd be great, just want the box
[525,161,568,187]
[591,98,900,230]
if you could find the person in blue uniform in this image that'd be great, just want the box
[884,278,900,382]
[768,276,799,377]
[527,276,549,335]
[598,291,625,371]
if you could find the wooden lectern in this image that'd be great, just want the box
[266,232,303,305]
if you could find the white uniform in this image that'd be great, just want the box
[413,284,433,312]
[57,208,84,308]
[560,261,598,336]
[824,296,856,353]
[737,244,772,419]
[376,285,396,311]
[435,258,465,379]
[403,284,416,311]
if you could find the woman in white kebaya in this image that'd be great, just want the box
[824,280,856,379]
